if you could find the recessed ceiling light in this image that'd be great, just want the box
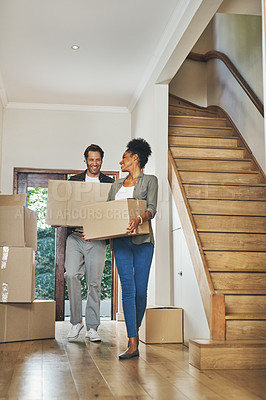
[71,45,80,50]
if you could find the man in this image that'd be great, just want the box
[64,144,114,341]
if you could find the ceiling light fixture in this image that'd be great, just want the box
[71,45,80,50]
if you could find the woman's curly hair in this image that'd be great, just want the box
[126,138,152,169]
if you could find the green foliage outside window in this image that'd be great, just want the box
[27,187,111,301]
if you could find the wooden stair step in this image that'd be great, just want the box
[189,339,266,369]
[211,272,266,290]
[189,199,266,215]
[169,104,217,117]
[225,294,266,314]
[169,125,235,137]
[169,115,227,127]
[195,215,266,233]
[200,232,266,251]
[216,289,266,295]
[205,251,266,271]
[180,170,261,185]
[170,146,247,159]
[184,184,266,200]
[226,320,266,340]
[225,313,266,320]
[174,158,255,172]
[169,135,239,148]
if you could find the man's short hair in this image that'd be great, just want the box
[84,144,104,160]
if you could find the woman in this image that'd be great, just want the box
[107,138,158,359]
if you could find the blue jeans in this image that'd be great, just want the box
[113,236,154,338]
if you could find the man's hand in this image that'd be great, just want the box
[82,232,91,242]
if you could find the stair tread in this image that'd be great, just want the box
[226,314,266,320]
[170,115,227,121]
[198,229,266,234]
[179,169,259,175]
[209,268,266,272]
[170,134,238,140]
[170,145,246,150]
[216,289,266,294]
[190,339,266,347]
[169,124,232,129]
[174,157,251,161]
[184,182,266,187]
[168,104,217,115]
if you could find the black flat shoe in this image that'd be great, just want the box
[119,349,139,359]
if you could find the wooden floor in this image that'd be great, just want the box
[1,321,266,400]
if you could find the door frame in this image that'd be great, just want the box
[13,167,119,321]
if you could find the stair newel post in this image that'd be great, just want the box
[211,294,225,340]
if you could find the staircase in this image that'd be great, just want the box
[168,94,266,369]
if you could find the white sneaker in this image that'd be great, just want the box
[85,328,101,342]
[67,322,84,340]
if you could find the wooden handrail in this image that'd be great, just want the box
[187,51,264,117]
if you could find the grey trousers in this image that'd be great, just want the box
[64,232,106,330]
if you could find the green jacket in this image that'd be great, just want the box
[107,172,158,245]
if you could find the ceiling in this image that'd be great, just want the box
[0,0,181,110]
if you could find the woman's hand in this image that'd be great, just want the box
[126,217,141,235]
[82,232,91,242]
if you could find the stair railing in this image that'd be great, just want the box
[187,51,264,117]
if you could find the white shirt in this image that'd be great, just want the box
[115,185,134,200]
[85,175,100,182]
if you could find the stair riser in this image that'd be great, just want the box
[189,340,266,369]
[184,184,266,201]
[180,171,260,185]
[169,126,234,137]
[226,321,266,340]
[205,251,266,271]
[169,136,239,148]
[189,200,266,215]
[175,159,255,172]
[169,116,227,127]
[225,295,266,314]
[171,147,246,159]
[169,105,217,117]
[200,233,266,251]
[195,215,266,233]
[211,272,266,290]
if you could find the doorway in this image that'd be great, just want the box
[13,167,119,321]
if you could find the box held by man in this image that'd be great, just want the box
[46,180,112,226]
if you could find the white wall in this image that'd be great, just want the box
[169,21,214,106]
[209,13,265,171]
[1,107,130,194]
[0,101,3,190]
[170,195,209,342]
[169,13,265,171]
[131,82,171,306]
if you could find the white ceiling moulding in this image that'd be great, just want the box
[6,102,129,113]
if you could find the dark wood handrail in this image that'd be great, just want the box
[187,50,264,117]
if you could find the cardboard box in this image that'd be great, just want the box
[82,198,149,240]
[139,306,183,344]
[0,247,35,303]
[0,300,56,343]
[0,194,37,250]
[46,180,112,227]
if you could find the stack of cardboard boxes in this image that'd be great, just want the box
[0,194,55,343]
